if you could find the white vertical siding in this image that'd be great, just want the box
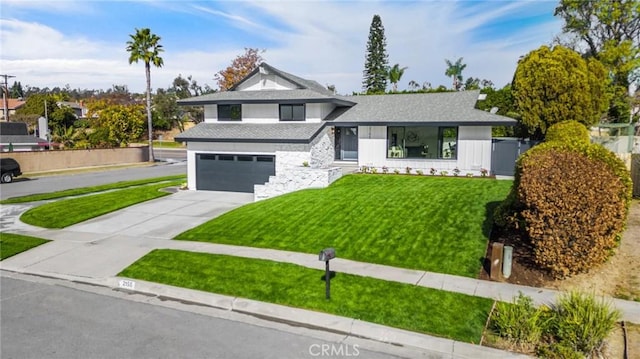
[185,149,197,190]
[358,126,387,166]
[457,126,492,171]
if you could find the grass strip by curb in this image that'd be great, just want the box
[175,175,512,277]
[119,249,493,343]
[20,180,184,228]
[1,175,186,204]
[0,233,50,260]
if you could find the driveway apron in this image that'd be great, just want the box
[1,190,253,278]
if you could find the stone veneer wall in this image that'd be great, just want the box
[254,167,342,201]
[255,130,341,201]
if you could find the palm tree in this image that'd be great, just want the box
[444,57,466,91]
[126,28,164,162]
[387,63,408,92]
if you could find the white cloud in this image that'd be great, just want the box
[0,1,563,94]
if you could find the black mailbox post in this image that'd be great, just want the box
[319,248,336,299]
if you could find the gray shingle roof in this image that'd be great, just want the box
[178,63,354,107]
[174,122,326,143]
[329,90,517,126]
[177,89,354,106]
[0,135,48,146]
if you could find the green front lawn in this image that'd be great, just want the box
[20,180,184,228]
[0,175,186,204]
[176,175,511,277]
[120,249,493,343]
[0,233,50,260]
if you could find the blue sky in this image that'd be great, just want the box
[0,0,562,95]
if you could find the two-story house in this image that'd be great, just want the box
[175,63,515,200]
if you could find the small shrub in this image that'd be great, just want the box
[491,293,548,352]
[537,342,584,359]
[371,167,378,174]
[360,166,369,174]
[466,172,473,177]
[491,292,620,358]
[550,291,620,357]
[453,167,460,176]
[416,169,424,176]
[405,166,412,174]
[430,167,437,175]
[480,168,489,177]
[302,161,309,167]
[544,120,590,146]
[382,166,388,174]
[440,170,448,176]
[393,168,400,175]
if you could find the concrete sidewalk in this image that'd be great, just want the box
[2,189,636,357]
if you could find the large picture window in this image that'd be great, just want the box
[280,104,305,121]
[218,104,242,121]
[387,126,458,159]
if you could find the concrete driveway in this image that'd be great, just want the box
[1,190,253,279]
[66,190,253,239]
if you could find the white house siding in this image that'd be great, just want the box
[203,104,217,122]
[235,73,297,91]
[356,125,491,175]
[241,104,279,123]
[204,103,334,123]
[457,126,492,173]
[305,103,335,123]
[357,126,387,166]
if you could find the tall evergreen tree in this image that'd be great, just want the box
[362,15,389,94]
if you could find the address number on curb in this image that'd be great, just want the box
[119,279,136,290]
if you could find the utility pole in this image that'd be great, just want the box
[1,74,16,121]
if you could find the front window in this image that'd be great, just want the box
[387,126,458,159]
[280,104,305,121]
[218,104,242,121]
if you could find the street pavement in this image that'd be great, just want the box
[4,189,636,358]
[2,275,406,359]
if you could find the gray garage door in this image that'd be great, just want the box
[196,153,275,192]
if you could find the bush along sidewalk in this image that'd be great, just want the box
[489,291,620,358]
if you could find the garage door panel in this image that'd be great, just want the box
[196,154,275,192]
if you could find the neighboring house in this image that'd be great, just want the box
[0,122,48,152]
[1,99,26,120]
[176,63,515,200]
[57,101,88,118]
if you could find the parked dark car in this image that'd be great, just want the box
[1,158,22,183]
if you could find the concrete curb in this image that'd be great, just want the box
[99,275,530,359]
[1,268,530,358]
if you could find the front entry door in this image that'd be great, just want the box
[335,127,358,161]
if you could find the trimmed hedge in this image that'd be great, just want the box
[519,147,627,276]
[495,121,632,278]
[543,120,590,146]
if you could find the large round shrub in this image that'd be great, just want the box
[495,120,632,278]
[518,145,628,277]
